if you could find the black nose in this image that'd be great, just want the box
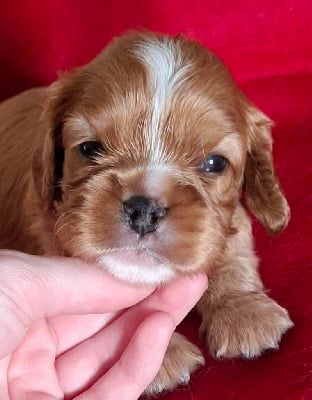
[123,196,166,237]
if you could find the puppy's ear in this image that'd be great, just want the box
[32,74,77,210]
[243,102,290,234]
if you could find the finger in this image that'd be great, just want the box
[49,273,207,357]
[0,355,10,400]
[0,251,155,314]
[48,313,119,356]
[11,393,56,400]
[56,274,207,396]
[7,319,63,400]
[0,251,155,358]
[74,312,175,400]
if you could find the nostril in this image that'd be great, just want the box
[130,210,139,220]
[123,202,140,223]
[154,206,167,218]
[150,212,159,225]
[123,202,133,216]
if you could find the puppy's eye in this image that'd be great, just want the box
[202,155,227,173]
[79,141,103,159]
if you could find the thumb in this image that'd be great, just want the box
[0,250,155,358]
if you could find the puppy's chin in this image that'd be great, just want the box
[96,249,175,285]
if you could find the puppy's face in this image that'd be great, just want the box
[34,32,289,284]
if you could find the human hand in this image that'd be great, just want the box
[0,250,207,399]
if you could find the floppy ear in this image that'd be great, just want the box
[32,74,78,211]
[243,103,290,234]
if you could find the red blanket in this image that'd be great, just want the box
[1,1,311,399]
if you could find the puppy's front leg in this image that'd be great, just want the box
[198,223,293,359]
[144,332,204,396]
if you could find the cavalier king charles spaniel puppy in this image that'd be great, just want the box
[0,31,293,395]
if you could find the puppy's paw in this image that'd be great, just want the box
[200,292,293,359]
[144,332,204,396]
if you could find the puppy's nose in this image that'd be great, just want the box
[123,196,166,237]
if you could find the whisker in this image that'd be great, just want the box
[53,210,74,250]
[54,209,73,232]
[60,184,73,189]
[61,237,76,256]
[55,222,71,235]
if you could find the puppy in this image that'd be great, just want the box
[0,31,293,395]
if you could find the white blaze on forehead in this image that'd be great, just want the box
[144,165,169,193]
[134,38,191,164]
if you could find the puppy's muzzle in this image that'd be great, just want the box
[123,195,166,237]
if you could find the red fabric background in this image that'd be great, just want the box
[0,1,311,399]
